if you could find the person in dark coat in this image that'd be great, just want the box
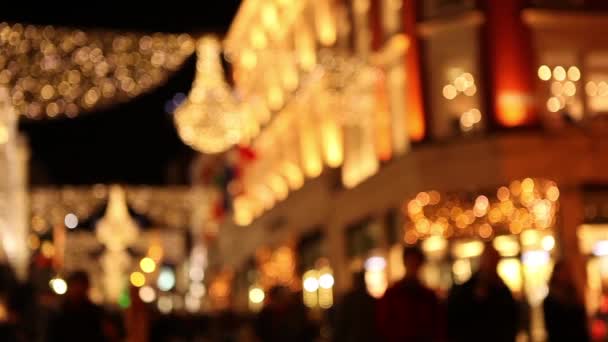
[254,285,314,342]
[447,244,518,342]
[333,271,377,342]
[48,270,106,342]
[377,246,445,342]
[543,260,590,342]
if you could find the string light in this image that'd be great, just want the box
[130,271,145,287]
[403,179,559,241]
[50,277,67,295]
[64,213,78,229]
[139,285,156,303]
[0,22,194,118]
[140,257,156,274]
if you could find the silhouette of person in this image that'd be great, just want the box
[447,244,518,342]
[333,271,377,342]
[254,285,313,342]
[543,260,590,342]
[48,270,106,342]
[377,246,445,341]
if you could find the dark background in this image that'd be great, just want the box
[4,2,241,185]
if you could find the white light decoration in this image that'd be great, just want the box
[189,282,206,298]
[364,256,387,272]
[50,277,68,295]
[593,240,608,257]
[318,273,334,289]
[249,285,265,311]
[0,87,29,280]
[157,296,173,314]
[541,235,556,252]
[64,213,78,229]
[157,267,176,292]
[303,276,320,293]
[174,36,242,154]
[96,185,139,302]
[139,285,156,303]
[185,293,200,313]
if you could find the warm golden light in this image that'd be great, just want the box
[140,257,156,274]
[567,66,581,81]
[537,65,552,81]
[0,22,194,118]
[553,66,566,81]
[442,85,457,100]
[130,271,145,287]
[174,37,242,154]
[546,97,561,113]
[321,116,344,168]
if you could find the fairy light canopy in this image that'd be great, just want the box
[402,178,560,244]
[0,22,195,118]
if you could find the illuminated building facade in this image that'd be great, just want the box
[208,0,608,338]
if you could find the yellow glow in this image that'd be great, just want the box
[546,185,560,202]
[365,269,387,299]
[479,224,493,239]
[299,119,323,178]
[497,92,531,127]
[267,173,289,201]
[303,270,319,308]
[498,258,522,293]
[586,81,598,96]
[250,27,268,49]
[521,230,540,247]
[234,196,254,226]
[497,186,510,202]
[567,66,580,81]
[0,124,8,145]
[321,117,344,168]
[280,161,304,190]
[452,240,484,259]
[541,235,555,251]
[130,271,146,287]
[553,66,566,81]
[442,84,457,100]
[249,286,265,304]
[140,257,156,273]
[41,241,55,258]
[148,244,164,262]
[551,81,563,96]
[315,1,337,47]
[452,259,472,285]
[261,3,280,31]
[538,65,551,81]
[27,234,40,250]
[493,235,520,257]
[563,81,576,97]
[240,49,257,69]
[267,86,284,111]
[422,236,447,254]
[50,278,68,295]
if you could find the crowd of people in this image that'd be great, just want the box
[334,245,591,342]
[0,245,595,341]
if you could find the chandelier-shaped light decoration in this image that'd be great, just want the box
[96,185,139,303]
[0,22,195,118]
[174,36,242,154]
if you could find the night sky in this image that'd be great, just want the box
[4,2,241,186]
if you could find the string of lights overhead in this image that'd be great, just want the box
[0,22,195,118]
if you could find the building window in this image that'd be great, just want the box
[420,0,476,20]
[420,14,485,138]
